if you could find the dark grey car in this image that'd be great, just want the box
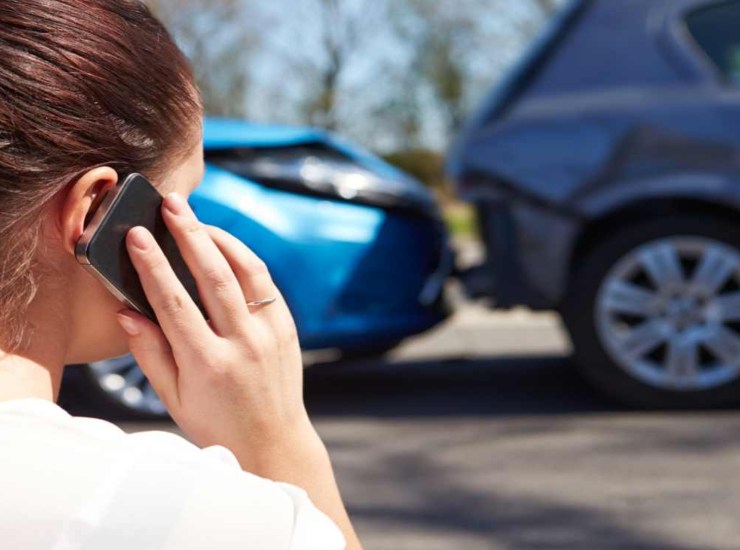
[449,0,740,407]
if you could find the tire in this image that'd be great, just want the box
[562,214,740,409]
[77,340,402,418]
[77,355,169,420]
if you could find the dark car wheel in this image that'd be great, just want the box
[562,214,740,408]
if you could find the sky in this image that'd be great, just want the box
[160,0,569,153]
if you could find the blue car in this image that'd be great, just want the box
[66,118,452,417]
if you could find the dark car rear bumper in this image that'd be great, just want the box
[457,201,533,308]
[456,197,580,310]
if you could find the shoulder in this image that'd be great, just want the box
[0,399,345,550]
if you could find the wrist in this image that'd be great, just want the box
[233,414,330,478]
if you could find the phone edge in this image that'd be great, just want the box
[74,172,157,321]
[74,173,139,266]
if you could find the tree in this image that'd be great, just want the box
[389,0,568,147]
[534,0,563,14]
[146,0,262,118]
[370,72,425,150]
[389,1,482,140]
[264,0,387,132]
[145,0,567,151]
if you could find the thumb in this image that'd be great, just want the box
[116,308,180,414]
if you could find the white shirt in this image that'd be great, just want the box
[0,399,345,550]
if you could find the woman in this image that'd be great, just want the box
[0,1,361,548]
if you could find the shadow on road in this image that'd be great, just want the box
[60,354,737,549]
[348,442,712,550]
[305,354,625,418]
[63,354,624,421]
[309,356,734,550]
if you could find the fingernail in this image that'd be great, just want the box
[129,227,153,251]
[116,312,140,336]
[164,192,187,215]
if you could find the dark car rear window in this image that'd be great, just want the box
[686,1,740,82]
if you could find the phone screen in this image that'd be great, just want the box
[76,173,208,324]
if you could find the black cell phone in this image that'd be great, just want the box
[75,172,207,324]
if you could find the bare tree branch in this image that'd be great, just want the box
[146,0,262,117]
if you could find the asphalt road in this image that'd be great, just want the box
[99,303,740,550]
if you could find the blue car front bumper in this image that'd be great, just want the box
[191,165,452,351]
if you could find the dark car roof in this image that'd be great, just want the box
[448,0,720,180]
[523,0,708,100]
[470,0,715,124]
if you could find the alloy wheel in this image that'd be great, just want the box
[87,354,167,416]
[595,236,740,391]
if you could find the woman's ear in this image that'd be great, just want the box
[59,167,118,256]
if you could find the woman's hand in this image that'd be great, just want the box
[115,192,312,468]
[115,191,363,549]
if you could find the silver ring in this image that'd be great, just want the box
[246,298,277,307]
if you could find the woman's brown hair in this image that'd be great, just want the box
[0,0,202,351]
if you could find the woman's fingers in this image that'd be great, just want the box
[202,225,282,309]
[125,226,215,360]
[161,193,250,334]
[116,307,180,413]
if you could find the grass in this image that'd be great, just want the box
[443,201,478,239]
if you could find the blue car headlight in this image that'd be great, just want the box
[206,146,439,216]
